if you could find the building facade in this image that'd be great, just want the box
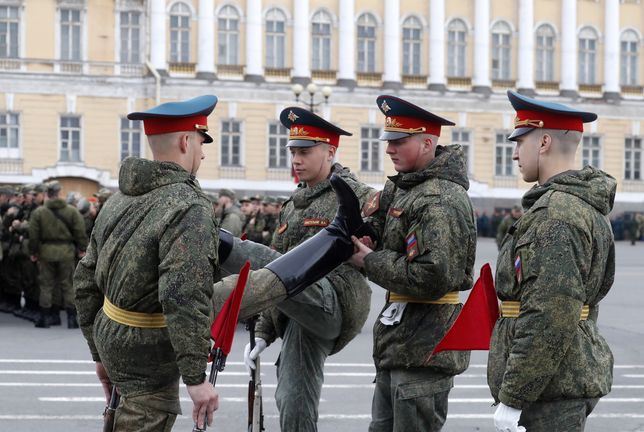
[0,0,643,209]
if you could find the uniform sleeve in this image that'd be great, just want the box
[74,234,103,361]
[364,193,475,298]
[254,309,278,345]
[498,218,589,409]
[27,211,41,255]
[221,212,243,237]
[71,209,89,252]
[158,203,218,386]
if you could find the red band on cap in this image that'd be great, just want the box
[384,115,442,137]
[514,110,583,132]
[289,124,340,147]
[143,115,208,136]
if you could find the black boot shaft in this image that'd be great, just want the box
[35,308,52,328]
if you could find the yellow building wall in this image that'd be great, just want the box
[88,0,115,63]
[24,0,56,60]
[18,94,66,173]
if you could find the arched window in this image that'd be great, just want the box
[491,21,511,80]
[621,30,640,86]
[357,13,377,73]
[170,2,191,63]
[447,19,467,77]
[402,16,422,75]
[535,24,555,82]
[311,10,332,70]
[218,5,239,65]
[578,27,598,84]
[265,8,286,68]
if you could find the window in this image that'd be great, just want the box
[311,10,331,70]
[447,19,467,77]
[491,21,511,80]
[535,24,555,82]
[120,118,142,161]
[60,116,81,162]
[360,126,381,172]
[218,5,239,65]
[0,112,19,158]
[582,135,601,168]
[60,8,81,61]
[265,8,286,68]
[268,122,289,168]
[495,132,514,176]
[451,129,471,173]
[621,30,639,86]
[170,2,191,63]
[402,16,422,75]
[0,6,19,58]
[357,13,376,73]
[625,137,642,181]
[221,119,241,166]
[120,11,141,64]
[578,27,597,85]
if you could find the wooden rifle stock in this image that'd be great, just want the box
[102,387,120,432]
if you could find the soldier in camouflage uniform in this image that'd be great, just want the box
[217,188,244,236]
[488,91,615,432]
[351,95,477,432]
[496,205,523,250]
[243,107,374,432]
[29,180,88,328]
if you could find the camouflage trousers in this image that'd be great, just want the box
[369,368,453,432]
[518,397,599,432]
[274,278,342,432]
[113,381,181,432]
[37,260,75,309]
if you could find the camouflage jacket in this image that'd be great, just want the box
[364,145,476,373]
[496,215,519,248]
[244,213,273,245]
[74,157,219,394]
[219,205,244,237]
[28,198,88,262]
[255,164,374,355]
[488,166,616,409]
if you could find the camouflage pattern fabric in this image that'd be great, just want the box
[219,205,243,237]
[74,157,219,399]
[113,381,180,430]
[496,214,518,249]
[364,145,476,374]
[518,398,599,432]
[38,260,75,309]
[488,166,616,412]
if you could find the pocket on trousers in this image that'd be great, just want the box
[397,378,452,400]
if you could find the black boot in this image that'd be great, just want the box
[265,174,367,297]
[50,306,61,326]
[66,308,79,329]
[35,308,51,328]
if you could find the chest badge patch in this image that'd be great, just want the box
[406,231,419,261]
[388,208,404,218]
[278,223,288,234]
[515,254,523,284]
[303,218,329,228]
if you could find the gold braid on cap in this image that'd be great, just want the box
[383,117,426,134]
[514,117,544,128]
[289,127,330,143]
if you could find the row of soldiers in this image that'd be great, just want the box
[0,182,112,328]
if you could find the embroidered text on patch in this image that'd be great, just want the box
[303,218,330,227]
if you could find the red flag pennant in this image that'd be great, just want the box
[210,261,251,357]
[240,232,248,241]
[432,263,499,354]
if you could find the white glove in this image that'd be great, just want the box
[243,338,267,375]
[494,403,526,432]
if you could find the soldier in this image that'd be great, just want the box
[238,195,253,227]
[350,95,477,432]
[93,188,112,216]
[488,91,615,432]
[496,205,523,250]
[243,107,374,432]
[217,188,244,236]
[28,180,88,328]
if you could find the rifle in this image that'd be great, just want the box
[247,316,264,432]
[192,348,226,432]
[102,386,120,432]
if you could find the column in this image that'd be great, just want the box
[150,0,167,73]
[383,0,401,88]
[472,0,491,93]
[603,0,620,99]
[517,0,535,94]
[338,0,356,87]
[292,0,310,84]
[197,0,215,79]
[245,0,264,82]
[560,0,577,97]
[428,0,446,90]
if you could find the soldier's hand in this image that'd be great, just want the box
[244,338,267,375]
[95,362,112,404]
[493,403,525,432]
[349,235,373,268]
[187,381,219,429]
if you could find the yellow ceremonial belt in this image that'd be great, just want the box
[501,301,589,321]
[387,291,460,304]
[103,297,167,328]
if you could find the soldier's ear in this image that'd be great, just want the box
[178,133,190,154]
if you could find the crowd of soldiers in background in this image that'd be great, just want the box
[0,182,642,325]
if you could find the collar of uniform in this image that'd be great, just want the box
[291,163,346,208]
[387,145,469,191]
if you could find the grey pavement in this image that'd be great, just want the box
[0,238,643,431]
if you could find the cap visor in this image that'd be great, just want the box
[199,131,213,144]
[379,131,411,141]
[285,139,322,148]
[507,127,534,141]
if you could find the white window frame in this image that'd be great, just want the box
[357,13,377,73]
[267,121,289,169]
[491,21,512,80]
[624,136,642,181]
[402,16,422,76]
[360,126,382,172]
[59,115,82,163]
[0,111,20,159]
[451,128,473,174]
[311,10,332,71]
[169,2,191,63]
[120,117,142,161]
[217,5,240,66]
[620,30,640,86]
[220,119,243,166]
[581,134,602,168]
[578,27,598,85]
[0,5,20,59]
[495,131,515,176]
[447,19,467,77]
[535,24,555,82]
[265,8,286,69]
